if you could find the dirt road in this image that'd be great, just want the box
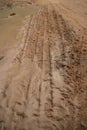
[0,0,87,130]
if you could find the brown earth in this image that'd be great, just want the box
[0,0,87,130]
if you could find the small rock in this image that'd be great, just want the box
[10,13,16,16]
[28,2,32,4]
[0,56,4,61]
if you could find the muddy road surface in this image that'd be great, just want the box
[0,0,87,130]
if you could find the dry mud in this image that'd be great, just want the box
[0,0,87,130]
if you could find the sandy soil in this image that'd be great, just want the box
[0,0,87,130]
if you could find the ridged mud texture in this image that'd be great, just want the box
[0,0,87,130]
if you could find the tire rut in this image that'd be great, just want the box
[0,2,87,130]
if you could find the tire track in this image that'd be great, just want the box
[52,3,87,130]
[0,1,87,130]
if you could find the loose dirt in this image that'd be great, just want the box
[0,0,87,130]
